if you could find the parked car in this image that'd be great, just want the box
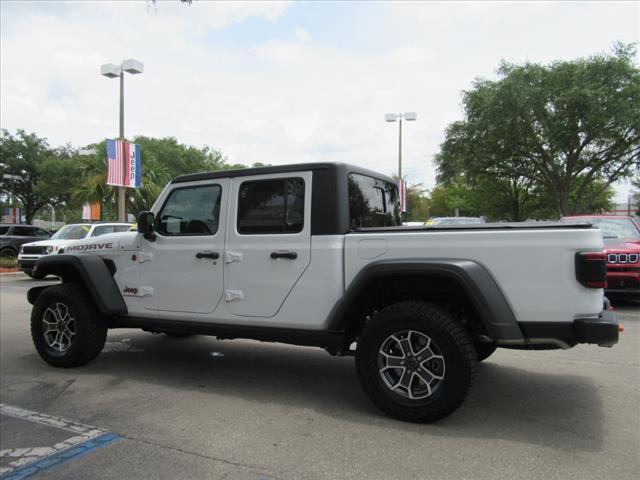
[561,215,640,297]
[0,224,51,258]
[425,216,485,226]
[18,222,132,278]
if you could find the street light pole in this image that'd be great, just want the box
[385,112,416,213]
[385,112,416,182]
[101,59,143,223]
[118,68,126,222]
[398,117,402,182]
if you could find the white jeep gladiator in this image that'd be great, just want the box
[27,163,619,422]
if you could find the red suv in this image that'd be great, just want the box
[562,215,640,297]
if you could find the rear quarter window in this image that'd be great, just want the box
[348,173,401,229]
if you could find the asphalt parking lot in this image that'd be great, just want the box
[1,274,639,480]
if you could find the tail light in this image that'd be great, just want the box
[575,252,607,288]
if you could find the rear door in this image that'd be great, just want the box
[225,172,311,317]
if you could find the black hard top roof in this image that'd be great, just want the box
[171,162,396,185]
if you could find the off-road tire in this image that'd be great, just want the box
[356,301,476,423]
[31,283,107,367]
[475,342,498,362]
[0,247,16,258]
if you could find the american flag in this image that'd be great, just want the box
[106,139,124,186]
[106,139,141,188]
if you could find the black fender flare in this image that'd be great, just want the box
[326,259,523,342]
[27,254,127,315]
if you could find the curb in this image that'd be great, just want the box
[0,271,26,277]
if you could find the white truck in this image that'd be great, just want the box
[27,163,619,422]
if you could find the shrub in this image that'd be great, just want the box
[0,257,18,268]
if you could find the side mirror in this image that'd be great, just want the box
[137,211,156,241]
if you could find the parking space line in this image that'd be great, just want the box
[0,404,120,479]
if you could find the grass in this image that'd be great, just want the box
[0,256,18,268]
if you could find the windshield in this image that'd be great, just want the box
[572,217,640,241]
[51,224,91,240]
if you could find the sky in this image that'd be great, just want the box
[1,0,638,202]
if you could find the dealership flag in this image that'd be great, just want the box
[399,179,407,213]
[106,139,141,188]
[82,202,101,221]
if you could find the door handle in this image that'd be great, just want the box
[196,251,219,259]
[270,251,297,260]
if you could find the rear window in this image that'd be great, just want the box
[348,173,401,229]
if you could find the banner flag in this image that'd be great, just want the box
[82,202,101,220]
[2,207,22,224]
[106,139,141,188]
[399,179,408,213]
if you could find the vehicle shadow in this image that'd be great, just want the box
[608,296,640,311]
[13,331,605,453]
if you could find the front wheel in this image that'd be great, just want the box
[31,283,107,367]
[356,301,476,423]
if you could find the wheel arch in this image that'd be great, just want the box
[326,259,523,342]
[27,254,127,315]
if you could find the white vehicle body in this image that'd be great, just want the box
[65,226,605,332]
[28,163,618,422]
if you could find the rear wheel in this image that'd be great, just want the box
[356,301,476,423]
[31,283,107,367]
[0,248,16,258]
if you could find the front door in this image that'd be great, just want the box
[141,179,228,313]
[225,172,311,317]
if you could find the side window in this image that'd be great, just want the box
[36,228,50,238]
[156,184,222,236]
[12,227,32,236]
[92,225,114,237]
[348,173,401,229]
[113,225,132,233]
[237,177,304,234]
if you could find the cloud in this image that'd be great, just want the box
[1,1,637,202]
[295,26,311,42]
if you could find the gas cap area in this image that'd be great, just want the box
[358,238,388,260]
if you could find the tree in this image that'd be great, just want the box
[0,130,81,224]
[632,176,640,215]
[403,184,430,222]
[435,44,640,217]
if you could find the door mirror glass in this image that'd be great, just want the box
[137,211,155,234]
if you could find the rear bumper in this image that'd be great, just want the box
[573,309,619,347]
[509,303,619,349]
[606,269,640,294]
